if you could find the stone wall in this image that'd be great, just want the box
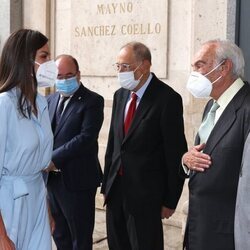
[0,0,236,233]
[0,0,22,51]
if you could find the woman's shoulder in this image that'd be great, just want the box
[36,92,47,105]
[0,90,16,105]
[36,93,49,112]
[0,90,17,116]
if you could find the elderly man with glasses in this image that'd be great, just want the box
[182,39,250,250]
[101,41,187,250]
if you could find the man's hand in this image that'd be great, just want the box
[44,161,57,173]
[48,205,56,234]
[183,143,211,172]
[161,206,175,219]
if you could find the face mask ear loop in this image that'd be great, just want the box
[35,61,41,66]
[133,62,142,73]
[138,74,143,81]
[133,62,143,82]
[204,60,225,77]
[211,75,222,85]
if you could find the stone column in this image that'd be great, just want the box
[23,0,51,36]
[0,0,22,51]
[23,0,55,95]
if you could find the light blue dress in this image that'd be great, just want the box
[0,88,53,250]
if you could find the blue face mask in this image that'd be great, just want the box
[55,76,79,96]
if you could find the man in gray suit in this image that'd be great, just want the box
[235,132,250,250]
[182,39,250,250]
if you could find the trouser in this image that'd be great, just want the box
[106,176,163,250]
[47,172,97,250]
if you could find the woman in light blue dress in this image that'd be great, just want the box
[0,29,57,250]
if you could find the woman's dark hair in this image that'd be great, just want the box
[0,29,48,117]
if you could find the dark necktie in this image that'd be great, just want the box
[55,96,69,126]
[124,92,137,134]
[198,101,220,143]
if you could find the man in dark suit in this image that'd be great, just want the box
[101,42,187,250]
[182,39,250,250]
[45,55,104,250]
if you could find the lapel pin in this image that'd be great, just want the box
[78,96,82,100]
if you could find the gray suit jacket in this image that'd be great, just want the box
[185,82,250,250]
[235,131,250,250]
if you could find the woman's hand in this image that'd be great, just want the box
[0,234,15,250]
[0,214,15,250]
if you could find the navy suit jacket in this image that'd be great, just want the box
[47,84,104,191]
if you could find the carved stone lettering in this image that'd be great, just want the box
[57,0,168,77]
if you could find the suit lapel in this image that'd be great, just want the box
[54,85,85,136]
[117,90,130,143]
[190,83,249,179]
[123,78,155,143]
[203,104,236,154]
[49,93,60,123]
[204,84,248,155]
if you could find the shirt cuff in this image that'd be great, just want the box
[182,156,190,175]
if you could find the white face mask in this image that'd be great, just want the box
[35,60,58,87]
[118,65,143,90]
[186,61,224,98]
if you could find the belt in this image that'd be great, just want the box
[0,173,41,244]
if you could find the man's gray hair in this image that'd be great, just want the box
[204,39,245,79]
[121,41,152,64]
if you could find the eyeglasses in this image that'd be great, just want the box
[57,73,78,80]
[112,62,138,72]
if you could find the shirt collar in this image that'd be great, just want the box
[10,87,47,113]
[133,73,152,100]
[217,78,244,109]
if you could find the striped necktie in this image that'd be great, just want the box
[55,96,69,126]
[198,101,220,144]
